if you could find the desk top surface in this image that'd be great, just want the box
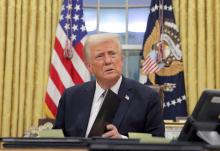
[1,137,220,151]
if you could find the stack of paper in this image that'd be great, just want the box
[128,132,171,144]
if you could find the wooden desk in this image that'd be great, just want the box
[0,149,87,151]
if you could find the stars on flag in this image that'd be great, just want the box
[80,25,86,32]
[60,14,64,21]
[59,0,87,45]
[164,21,178,32]
[72,24,78,31]
[75,4,80,11]
[61,5,65,11]
[163,94,186,108]
[66,3,73,10]
[65,13,71,20]
[73,14,80,21]
[71,34,76,41]
[64,23,70,30]
[151,4,173,13]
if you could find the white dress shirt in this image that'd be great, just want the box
[85,76,122,137]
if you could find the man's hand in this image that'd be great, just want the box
[102,124,122,138]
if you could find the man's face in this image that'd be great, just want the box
[87,40,123,84]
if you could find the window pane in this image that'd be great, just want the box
[83,0,96,6]
[99,8,126,33]
[84,8,97,32]
[128,0,151,6]
[87,31,97,35]
[97,32,126,44]
[100,0,125,6]
[128,8,148,32]
[119,33,126,44]
[128,8,149,44]
[123,51,140,80]
[128,33,145,44]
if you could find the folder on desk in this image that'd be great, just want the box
[128,132,171,144]
[38,129,64,138]
[88,89,121,137]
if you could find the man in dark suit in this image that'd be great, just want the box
[54,33,165,138]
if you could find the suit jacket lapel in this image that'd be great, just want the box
[113,77,133,128]
[78,81,96,136]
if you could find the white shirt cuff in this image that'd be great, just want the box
[120,134,128,139]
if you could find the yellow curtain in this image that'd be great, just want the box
[173,0,220,114]
[0,0,62,137]
[0,0,220,137]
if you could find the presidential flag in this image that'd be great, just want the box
[45,0,90,118]
[140,0,187,119]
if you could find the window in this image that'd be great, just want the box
[83,0,151,80]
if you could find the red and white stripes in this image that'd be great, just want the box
[45,24,90,118]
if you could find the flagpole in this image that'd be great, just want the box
[158,0,164,62]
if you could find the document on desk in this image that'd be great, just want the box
[88,89,121,137]
[128,132,171,144]
[38,129,64,138]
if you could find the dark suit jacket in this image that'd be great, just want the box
[54,77,165,137]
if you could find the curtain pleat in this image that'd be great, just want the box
[197,0,206,97]
[44,0,53,105]
[24,0,37,132]
[33,0,45,126]
[206,0,215,88]
[0,0,61,137]
[216,0,220,89]
[178,0,188,101]
[0,0,7,137]
[2,0,16,136]
[187,1,198,113]
[43,0,53,117]
[17,0,29,137]
[11,0,22,137]
[51,0,59,47]
[0,0,220,137]
[173,0,180,26]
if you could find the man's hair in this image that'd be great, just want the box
[84,33,122,59]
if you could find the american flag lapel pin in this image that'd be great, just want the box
[125,95,129,101]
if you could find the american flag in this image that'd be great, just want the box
[45,0,90,118]
[140,0,187,120]
[142,50,160,75]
